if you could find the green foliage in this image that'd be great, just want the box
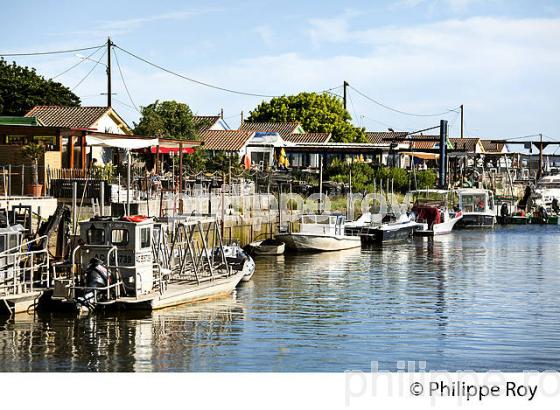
[134,100,196,140]
[21,142,46,185]
[172,149,207,175]
[206,152,243,176]
[413,169,438,189]
[248,92,366,143]
[326,160,438,194]
[0,58,80,115]
[327,159,375,193]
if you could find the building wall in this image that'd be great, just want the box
[91,112,129,165]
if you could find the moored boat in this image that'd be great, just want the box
[409,190,463,236]
[276,214,361,252]
[246,238,285,256]
[359,213,421,244]
[40,215,244,312]
[456,188,496,228]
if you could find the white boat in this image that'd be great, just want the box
[456,188,496,228]
[246,238,285,256]
[409,190,463,236]
[221,244,256,282]
[532,175,560,210]
[276,214,361,252]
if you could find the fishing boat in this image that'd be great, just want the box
[456,188,496,228]
[359,213,422,244]
[246,238,285,256]
[41,215,245,312]
[0,206,57,315]
[410,190,463,236]
[276,214,361,252]
[532,174,560,210]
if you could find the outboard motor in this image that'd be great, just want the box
[500,202,510,217]
[85,257,110,289]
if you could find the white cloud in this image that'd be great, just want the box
[28,15,560,138]
[254,26,274,46]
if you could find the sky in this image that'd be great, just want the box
[1,0,560,145]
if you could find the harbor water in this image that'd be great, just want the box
[1,225,560,372]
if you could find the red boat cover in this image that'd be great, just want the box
[120,215,149,223]
[415,206,441,227]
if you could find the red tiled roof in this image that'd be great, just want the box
[193,115,222,133]
[365,131,408,144]
[25,106,110,128]
[284,133,331,143]
[239,121,303,138]
[199,130,253,151]
[450,137,480,152]
[480,139,506,153]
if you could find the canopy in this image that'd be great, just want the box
[86,135,158,149]
[400,151,440,160]
[150,146,195,154]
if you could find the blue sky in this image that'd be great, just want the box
[2,0,560,144]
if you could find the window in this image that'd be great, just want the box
[140,227,151,248]
[87,227,105,245]
[111,229,129,246]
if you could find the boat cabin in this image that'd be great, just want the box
[79,216,155,295]
[458,189,494,214]
[299,214,347,236]
[0,224,26,285]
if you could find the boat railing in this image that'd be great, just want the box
[0,235,50,297]
[67,245,123,303]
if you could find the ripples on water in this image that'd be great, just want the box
[1,226,560,372]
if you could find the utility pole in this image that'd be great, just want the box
[460,104,464,139]
[107,37,112,107]
[343,81,349,111]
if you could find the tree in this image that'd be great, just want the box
[248,92,366,143]
[0,58,80,115]
[134,100,196,140]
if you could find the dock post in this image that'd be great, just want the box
[72,182,78,235]
[100,182,105,216]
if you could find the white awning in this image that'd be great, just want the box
[86,135,158,149]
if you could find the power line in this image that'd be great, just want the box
[71,49,107,91]
[114,44,281,98]
[113,47,140,113]
[51,46,104,80]
[349,84,460,117]
[0,44,104,57]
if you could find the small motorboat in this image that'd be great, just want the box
[246,238,285,256]
[222,244,256,282]
[276,214,361,252]
[456,188,496,228]
[409,189,463,236]
[359,213,422,244]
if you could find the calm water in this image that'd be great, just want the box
[1,225,560,372]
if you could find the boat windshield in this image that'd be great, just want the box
[460,194,487,212]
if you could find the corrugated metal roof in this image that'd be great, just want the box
[199,130,253,151]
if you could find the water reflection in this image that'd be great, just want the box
[1,226,560,371]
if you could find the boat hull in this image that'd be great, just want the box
[248,241,285,256]
[276,233,361,252]
[414,215,462,236]
[359,224,417,244]
[457,213,495,228]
